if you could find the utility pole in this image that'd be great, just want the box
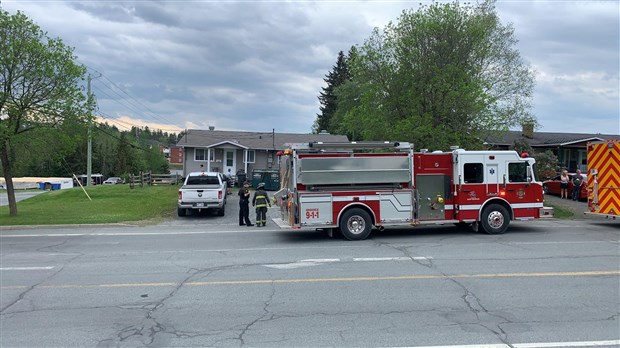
[86,73,101,186]
[87,74,93,186]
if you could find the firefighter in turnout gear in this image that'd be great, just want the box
[252,182,271,227]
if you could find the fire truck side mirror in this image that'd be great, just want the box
[526,166,533,185]
[502,174,507,188]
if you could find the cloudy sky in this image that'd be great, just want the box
[3,0,619,136]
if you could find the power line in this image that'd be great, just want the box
[97,112,134,131]
[87,66,177,126]
[93,122,155,153]
[91,85,182,132]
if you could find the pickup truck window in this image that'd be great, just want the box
[186,176,220,185]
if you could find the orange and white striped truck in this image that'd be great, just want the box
[586,140,619,219]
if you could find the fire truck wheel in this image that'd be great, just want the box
[340,208,372,241]
[480,204,509,234]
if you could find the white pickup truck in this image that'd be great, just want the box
[177,171,227,217]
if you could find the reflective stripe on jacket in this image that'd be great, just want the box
[253,190,270,208]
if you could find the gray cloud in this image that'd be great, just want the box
[3,0,618,135]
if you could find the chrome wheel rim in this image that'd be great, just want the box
[487,211,505,229]
[347,216,366,235]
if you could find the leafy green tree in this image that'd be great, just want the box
[144,145,169,174]
[313,50,351,134]
[533,150,559,181]
[0,10,88,216]
[334,0,535,150]
[10,119,87,177]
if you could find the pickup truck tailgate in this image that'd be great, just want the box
[179,185,222,203]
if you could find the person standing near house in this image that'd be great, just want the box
[252,182,271,227]
[560,170,569,199]
[571,169,584,201]
[238,181,253,226]
[224,168,233,195]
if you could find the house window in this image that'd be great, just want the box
[209,149,215,161]
[195,148,206,161]
[226,150,234,166]
[246,150,255,163]
[463,163,483,183]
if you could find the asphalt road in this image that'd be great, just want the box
[1,207,619,347]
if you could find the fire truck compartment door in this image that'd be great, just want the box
[416,175,447,220]
[379,191,413,223]
[299,194,333,226]
[299,156,410,185]
[486,163,499,195]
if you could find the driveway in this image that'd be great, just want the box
[161,188,282,227]
[0,190,46,206]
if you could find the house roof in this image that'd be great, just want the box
[485,131,620,148]
[176,129,349,150]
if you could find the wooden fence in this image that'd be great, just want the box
[129,171,182,188]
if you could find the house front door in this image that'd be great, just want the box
[224,149,236,176]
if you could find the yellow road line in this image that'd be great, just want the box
[2,270,618,290]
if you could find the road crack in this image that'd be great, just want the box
[235,275,276,347]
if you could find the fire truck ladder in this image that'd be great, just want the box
[289,141,413,152]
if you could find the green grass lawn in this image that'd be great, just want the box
[0,184,179,226]
[543,202,574,219]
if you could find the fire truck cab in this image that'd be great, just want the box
[274,141,551,240]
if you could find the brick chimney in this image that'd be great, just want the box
[522,122,534,139]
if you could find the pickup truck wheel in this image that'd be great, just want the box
[217,205,225,216]
[480,204,509,234]
[177,207,187,217]
[339,208,372,241]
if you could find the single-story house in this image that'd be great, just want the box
[485,125,619,172]
[175,128,348,178]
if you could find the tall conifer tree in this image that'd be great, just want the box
[313,51,351,134]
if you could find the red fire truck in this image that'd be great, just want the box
[273,141,553,240]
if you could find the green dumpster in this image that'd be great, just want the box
[251,169,280,190]
[264,170,280,190]
[251,169,263,189]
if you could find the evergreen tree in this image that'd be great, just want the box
[313,50,351,134]
[114,132,134,176]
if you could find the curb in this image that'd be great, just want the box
[1,223,139,231]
